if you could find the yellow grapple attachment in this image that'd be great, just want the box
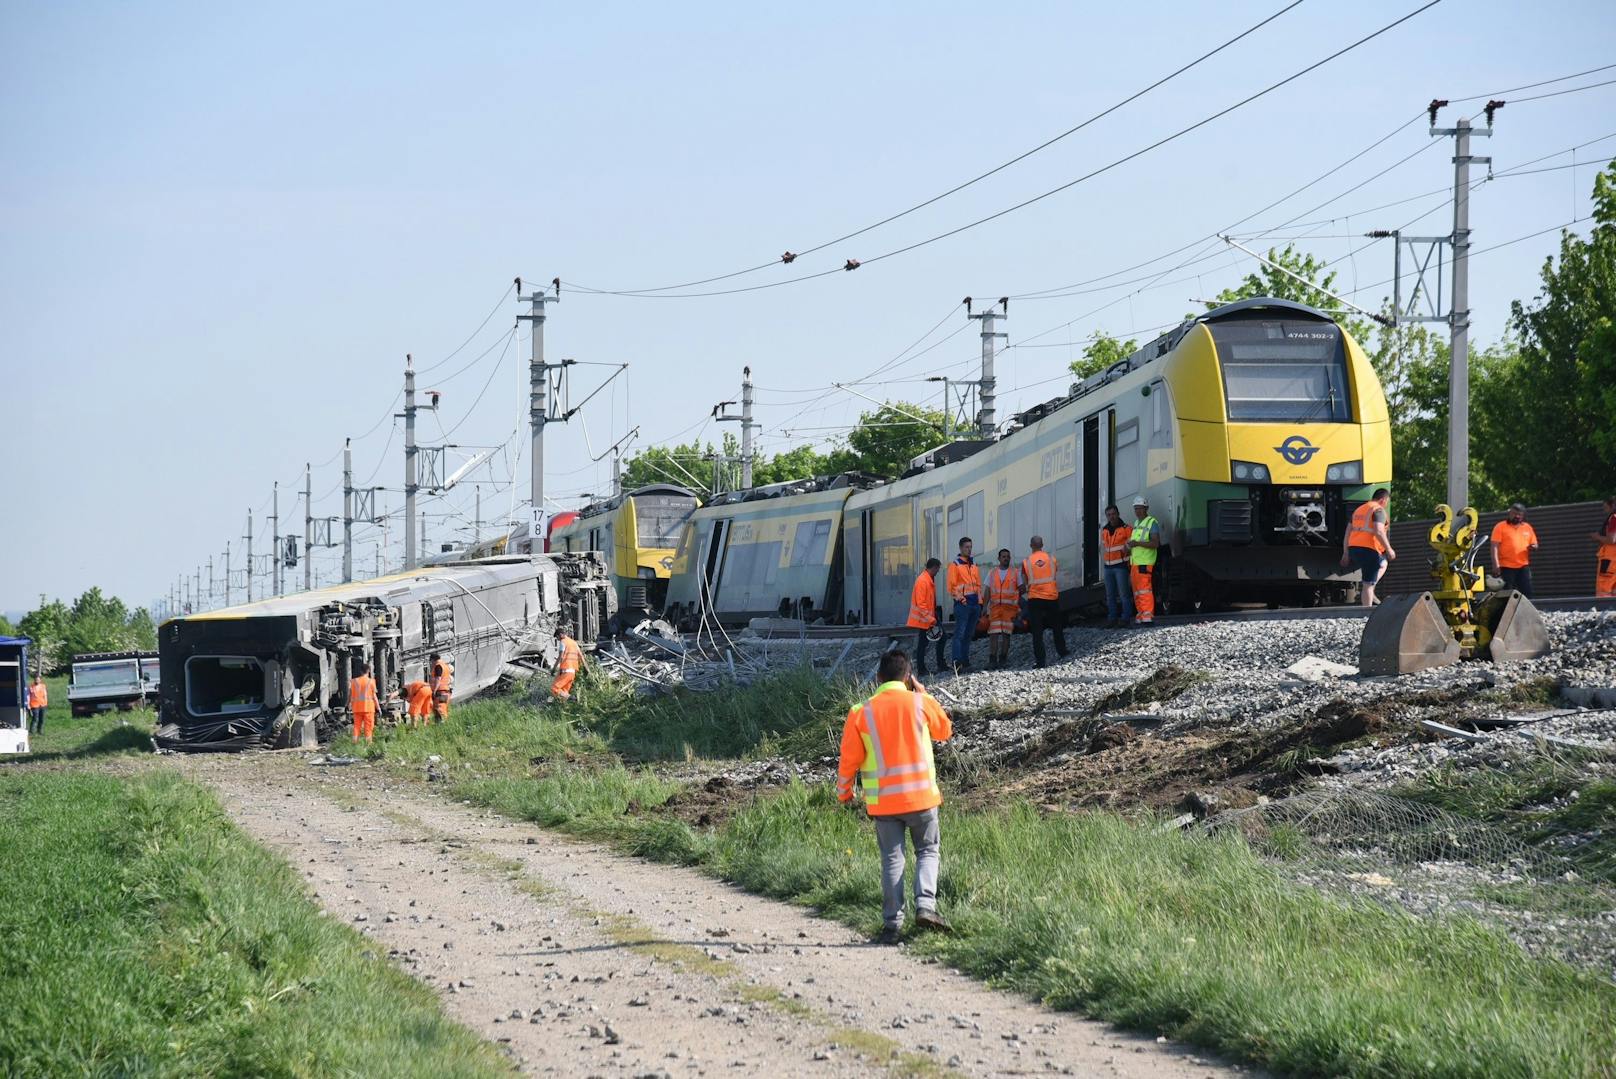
[1358,504,1551,675]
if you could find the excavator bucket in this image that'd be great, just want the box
[1358,592,1462,675]
[1478,590,1552,665]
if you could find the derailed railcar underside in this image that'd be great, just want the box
[154,553,613,751]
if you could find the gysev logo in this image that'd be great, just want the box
[1275,435,1321,466]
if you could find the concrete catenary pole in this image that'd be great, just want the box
[740,366,756,489]
[303,462,313,592]
[516,280,558,548]
[1430,101,1495,509]
[271,481,281,596]
[420,510,428,563]
[404,354,418,570]
[966,298,1007,439]
[474,485,481,545]
[342,437,354,583]
[223,542,231,607]
[244,511,253,603]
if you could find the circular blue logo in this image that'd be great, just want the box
[1275,435,1321,466]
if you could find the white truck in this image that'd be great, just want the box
[67,651,159,716]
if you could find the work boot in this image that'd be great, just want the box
[875,925,902,946]
[915,909,953,933]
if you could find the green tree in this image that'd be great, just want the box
[618,440,720,494]
[13,590,155,674]
[1476,159,1616,502]
[842,402,950,479]
[752,444,830,487]
[1068,334,1139,380]
[0,614,15,638]
[18,599,69,673]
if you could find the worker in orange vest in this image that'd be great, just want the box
[1100,505,1134,628]
[1591,495,1616,598]
[1021,535,1069,667]
[984,548,1021,670]
[1340,488,1396,607]
[403,674,433,727]
[945,537,983,672]
[906,558,945,678]
[430,653,454,720]
[349,662,378,743]
[1489,502,1540,597]
[837,648,954,944]
[26,675,47,734]
[551,626,584,701]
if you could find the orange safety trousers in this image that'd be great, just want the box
[352,708,375,741]
[551,670,577,700]
[1131,564,1155,623]
[1598,545,1616,597]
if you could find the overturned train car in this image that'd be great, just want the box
[154,553,613,751]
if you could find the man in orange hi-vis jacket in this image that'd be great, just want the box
[906,558,945,678]
[403,675,434,727]
[551,626,584,701]
[348,662,378,743]
[26,675,47,734]
[838,648,954,945]
[430,653,454,720]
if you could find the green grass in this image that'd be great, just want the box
[0,770,506,1077]
[14,674,156,761]
[1396,756,1616,883]
[360,680,1616,1079]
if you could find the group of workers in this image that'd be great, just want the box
[1344,490,1616,604]
[904,496,1163,674]
[343,628,588,741]
[344,652,456,742]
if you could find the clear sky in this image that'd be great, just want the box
[4,0,1614,614]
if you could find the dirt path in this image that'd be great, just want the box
[182,756,1241,1078]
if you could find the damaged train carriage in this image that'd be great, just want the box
[155,553,613,750]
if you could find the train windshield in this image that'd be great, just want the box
[637,494,698,547]
[1211,318,1352,423]
[72,660,140,687]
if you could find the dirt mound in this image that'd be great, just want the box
[976,698,1389,815]
[639,775,760,829]
[1092,664,1206,715]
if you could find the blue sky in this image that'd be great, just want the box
[4,0,1614,613]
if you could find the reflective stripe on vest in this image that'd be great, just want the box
[856,695,937,808]
[1129,517,1159,567]
[351,677,376,707]
[560,640,581,674]
[1347,502,1386,553]
[1101,525,1129,566]
[1022,552,1057,599]
[987,567,1020,606]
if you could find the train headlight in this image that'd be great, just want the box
[1232,461,1269,483]
[1326,460,1363,483]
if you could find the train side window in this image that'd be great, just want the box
[789,519,833,567]
[1150,381,1174,449]
[1114,419,1142,505]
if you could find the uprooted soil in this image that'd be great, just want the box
[631,774,773,829]
[1091,664,1207,715]
[975,699,1388,816]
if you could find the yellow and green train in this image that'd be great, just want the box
[549,484,700,617]
[665,297,1391,626]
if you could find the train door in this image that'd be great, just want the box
[700,519,731,613]
[1082,414,1101,586]
[843,511,865,624]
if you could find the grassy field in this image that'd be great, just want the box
[346,673,1616,1079]
[1,681,509,1077]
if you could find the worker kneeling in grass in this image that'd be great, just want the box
[837,648,954,944]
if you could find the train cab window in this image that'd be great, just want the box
[636,494,698,546]
[1210,318,1351,422]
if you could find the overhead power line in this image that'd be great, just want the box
[565,1,1308,298]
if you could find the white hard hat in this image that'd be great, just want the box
[1132,496,1148,507]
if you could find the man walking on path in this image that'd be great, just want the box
[348,663,377,743]
[1591,496,1616,598]
[1021,535,1069,665]
[551,626,584,701]
[1125,497,1162,624]
[946,538,983,671]
[1341,488,1396,607]
[1490,502,1540,597]
[837,649,954,944]
[26,675,46,734]
[906,558,945,677]
[1100,505,1134,628]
